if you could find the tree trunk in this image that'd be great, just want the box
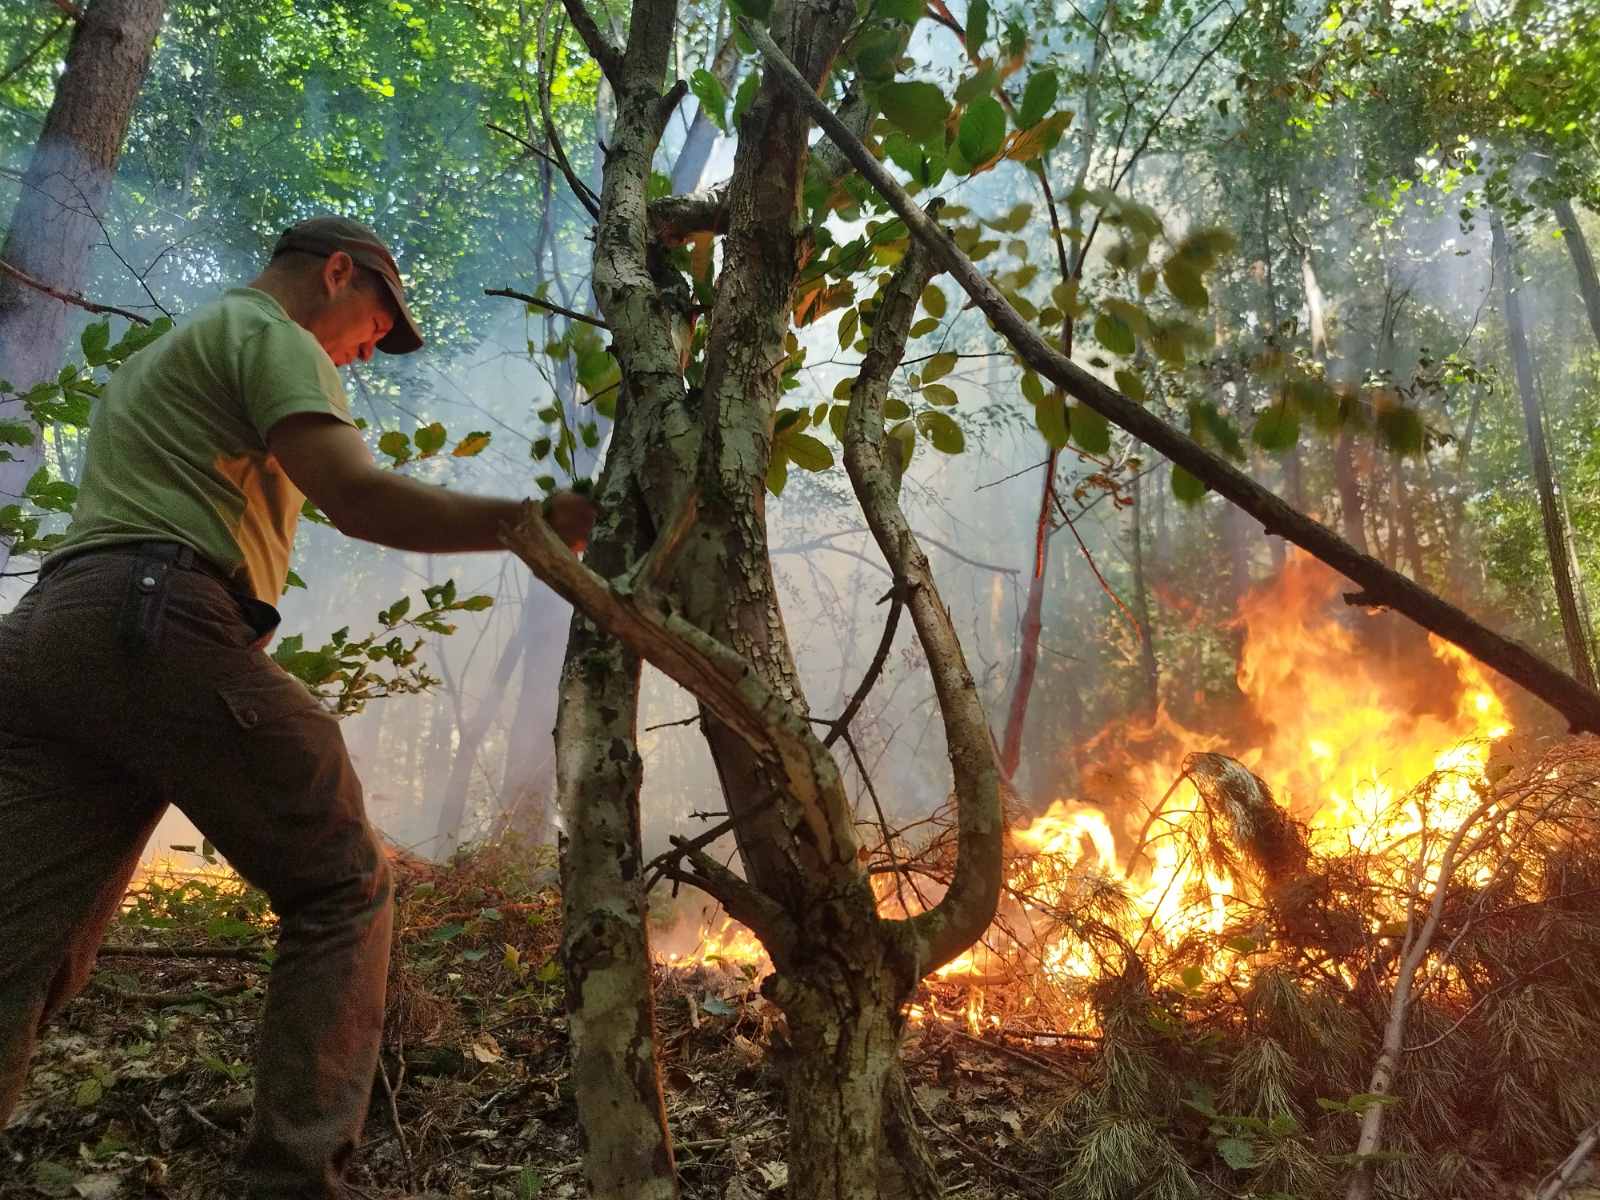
[0,0,165,575]
[554,394,678,1199]
[1492,213,1597,687]
[1553,196,1600,352]
[1130,469,1159,719]
[769,964,901,1200]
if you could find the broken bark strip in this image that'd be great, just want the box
[744,20,1600,734]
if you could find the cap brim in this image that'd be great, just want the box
[375,275,424,355]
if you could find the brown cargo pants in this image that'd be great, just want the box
[0,545,393,1199]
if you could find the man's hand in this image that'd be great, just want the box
[543,489,598,552]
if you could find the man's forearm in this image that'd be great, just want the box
[334,467,525,553]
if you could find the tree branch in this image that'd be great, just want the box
[838,231,1003,974]
[500,502,857,876]
[555,0,624,86]
[822,580,911,748]
[0,257,151,325]
[648,185,730,243]
[485,287,610,329]
[744,16,1600,736]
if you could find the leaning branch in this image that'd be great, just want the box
[501,502,857,875]
[841,234,1003,974]
[744,18,1600,735]
[0,257,151,325]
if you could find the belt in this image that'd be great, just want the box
[42,540,241,590]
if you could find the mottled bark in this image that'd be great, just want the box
[0,0,165,574]
[756,34,1600,732]
[1493,213,1596,688]
[545,0,692,1189]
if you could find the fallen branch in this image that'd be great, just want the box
[90,980,250,1007]
[97,943,266,960]
[1537,1115,1600,1200]
[744,17,1600,736]
[0,257,152,325]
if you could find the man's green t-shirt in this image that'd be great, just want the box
[48,288,356,601]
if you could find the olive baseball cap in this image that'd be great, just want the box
[271,215,424,354]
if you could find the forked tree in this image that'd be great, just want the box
[498,1,1600,1197]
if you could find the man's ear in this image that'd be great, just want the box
[320,250,357,297]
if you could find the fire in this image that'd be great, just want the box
[670,556,1516,1035]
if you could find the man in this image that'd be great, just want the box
[0,216,593,1198]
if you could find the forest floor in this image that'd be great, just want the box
[0,841,1065,1200]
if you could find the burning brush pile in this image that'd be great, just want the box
[680,559,1600,1197]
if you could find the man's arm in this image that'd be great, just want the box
[267,413,594,553]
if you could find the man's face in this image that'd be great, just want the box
[306,252,396,366]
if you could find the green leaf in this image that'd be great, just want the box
[922,382,958,406]
[452,431,492,457]
[1189,402,1245,460]
[1069,405,1111,454]
[80,320,111,366]
[1173,226,1237,270]
[917,409,965,453]
[1020,371,1044,405]
[954,66,998,104]
[378,431,411,464]
[284,569,307,592]
[1171,464,1207,503]
[731,71,760,127]
[456,594,495,612]
[1035,391,1069,448]
[414,421,447,456]
[1180,964,1204,989]
[965,0,989,53]
[1093,311,1136,356]
[1113,369,1147,403]
[0,420,34,447]
[1017,69,1058,129]
[689,69,728,132]
[908,317,939,337]
[922,284,947,318]
[765,450,788,496]
[1217,1137,1256,1170]
[877,81,950,142]
[784,432,835,471]
[1251,405,1300,452]
[852,26,903,82]
[921,351,958,383]
[838,307,860,349]
[881,0,924,23]
[983,202,1033,233]
[1376,406,1425,456]
[1163,258,1209,308]
[956,96,1006,169]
